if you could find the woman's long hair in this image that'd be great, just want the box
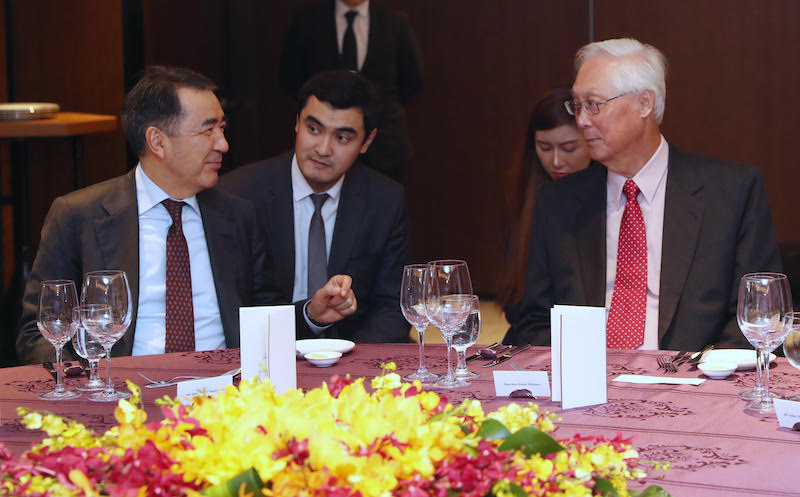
[497,87,578,309]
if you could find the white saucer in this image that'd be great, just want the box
[699,349,776,370]
[296,339,355,357]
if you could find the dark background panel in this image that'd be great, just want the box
[594,0,800,244]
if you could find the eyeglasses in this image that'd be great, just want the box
[564,92,632,116]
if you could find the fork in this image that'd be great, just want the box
[138,368,240,388]
[658,351,690,374]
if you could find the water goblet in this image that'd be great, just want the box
[81,270,133,402]
[453,295,481,380]
[37,280,81,400]
[400,264,440,382]
[781,311,800,401]
[423,260,473,388]
[736,272,792,411]
[71,306,105,391]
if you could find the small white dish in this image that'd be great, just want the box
[699,349,776,370]
[304,351,342,367]
[296,339,355,357]
[698,362,737,379]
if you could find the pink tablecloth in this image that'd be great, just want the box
[1,344,799,497]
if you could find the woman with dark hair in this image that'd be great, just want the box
[497,87,591,336]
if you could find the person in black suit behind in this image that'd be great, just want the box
[17,66,357,364]
[279,0,423,182]
[504,38,781,351]
[221,70,410,343]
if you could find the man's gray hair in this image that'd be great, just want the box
[575,38,668,124]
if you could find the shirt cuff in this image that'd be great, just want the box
[303,300,332,335]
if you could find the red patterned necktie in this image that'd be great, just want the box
[162,199,195,353]
[607,180,647,349]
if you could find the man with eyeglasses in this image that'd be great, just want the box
[503,38,781,351]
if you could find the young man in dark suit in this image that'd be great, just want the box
[504,38,781,351]
[17,66,357,364]
[221,70,410,343]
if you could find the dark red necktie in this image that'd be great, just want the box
[607,180,647,349]
[162,199,195,353]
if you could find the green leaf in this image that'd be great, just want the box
[201,468,265,497]
[501,482,529,497]
[594,476,619,496]
[630,485,672,497]
[476,419,512,441]
[497,426,564,457]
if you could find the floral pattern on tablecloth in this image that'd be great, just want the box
[636,444,746,471]
[582,398,693,420]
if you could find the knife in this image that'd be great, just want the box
[466,342,508,362]
[482,344,531,367]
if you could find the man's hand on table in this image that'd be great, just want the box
[307,275,358,325]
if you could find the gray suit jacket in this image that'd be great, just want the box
[219,152,411,342]
[17,170,285,364]
[504,145,782,350]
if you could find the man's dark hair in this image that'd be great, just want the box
[297,70,380,137]
[121,66,217,157]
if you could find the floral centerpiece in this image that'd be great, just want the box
[0,364,670,496]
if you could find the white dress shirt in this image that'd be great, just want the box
[133,165,225,355]
[291,154,345,303]
[335,0,370,71]
[605,135,669,350]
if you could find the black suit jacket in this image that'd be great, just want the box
[504,145,782,350]
[219,152,411,342]
[17,170,285,364]
[278,0,423,179]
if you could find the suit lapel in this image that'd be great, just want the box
[94,171,140,355]
[658,146,703,340]
[328,166,365,276]
[269,158,297,297]
[360,2,381,74]
[575,165,607,306]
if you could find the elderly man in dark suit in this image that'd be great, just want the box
[17,66,357,364]
[278,0,423,182]
[221,70,410,343]
[504,38,781,350]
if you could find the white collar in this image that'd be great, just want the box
[290,154,345,203]
[335,0,369,21]
[135,164,200,215]
[607,135,669,205]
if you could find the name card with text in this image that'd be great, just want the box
[240,306,297,393]
[493,370,551,397]
[774,398,800,429]
[551,305,607,409]
[177,374,234,405]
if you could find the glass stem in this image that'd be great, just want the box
[444,336,455,381]
[103,347,114,395]
[456,349,467,371]
[753,349,765,394]
[416,327,428,373]
[759,347,771,402]
[89,359,100,382]
[54,346,65,394]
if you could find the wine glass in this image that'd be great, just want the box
[736,272,792,411]
[71,306,105,391]
[81,270,132,402]
[400,264,440,382]
[782,311,800,401]
[423,260,473,388]
[37,280,81,400]
[453,295,481,381]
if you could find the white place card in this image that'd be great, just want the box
[774,398,800,429]
[177,374,233,405]
[240,305,297,393]
[613,374,705,386]
[551,305,607,409]
[493,371,551,397]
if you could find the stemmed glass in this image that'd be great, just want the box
[781,311,800,401]
[37,280,81,400]
[453,295,481,381]
[80,270,132,402]
[400,264,440,382]
[423,260,473,388]
[71,306,105,391]
[736,273,792,411]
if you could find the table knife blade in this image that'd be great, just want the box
[482,344,531,367]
